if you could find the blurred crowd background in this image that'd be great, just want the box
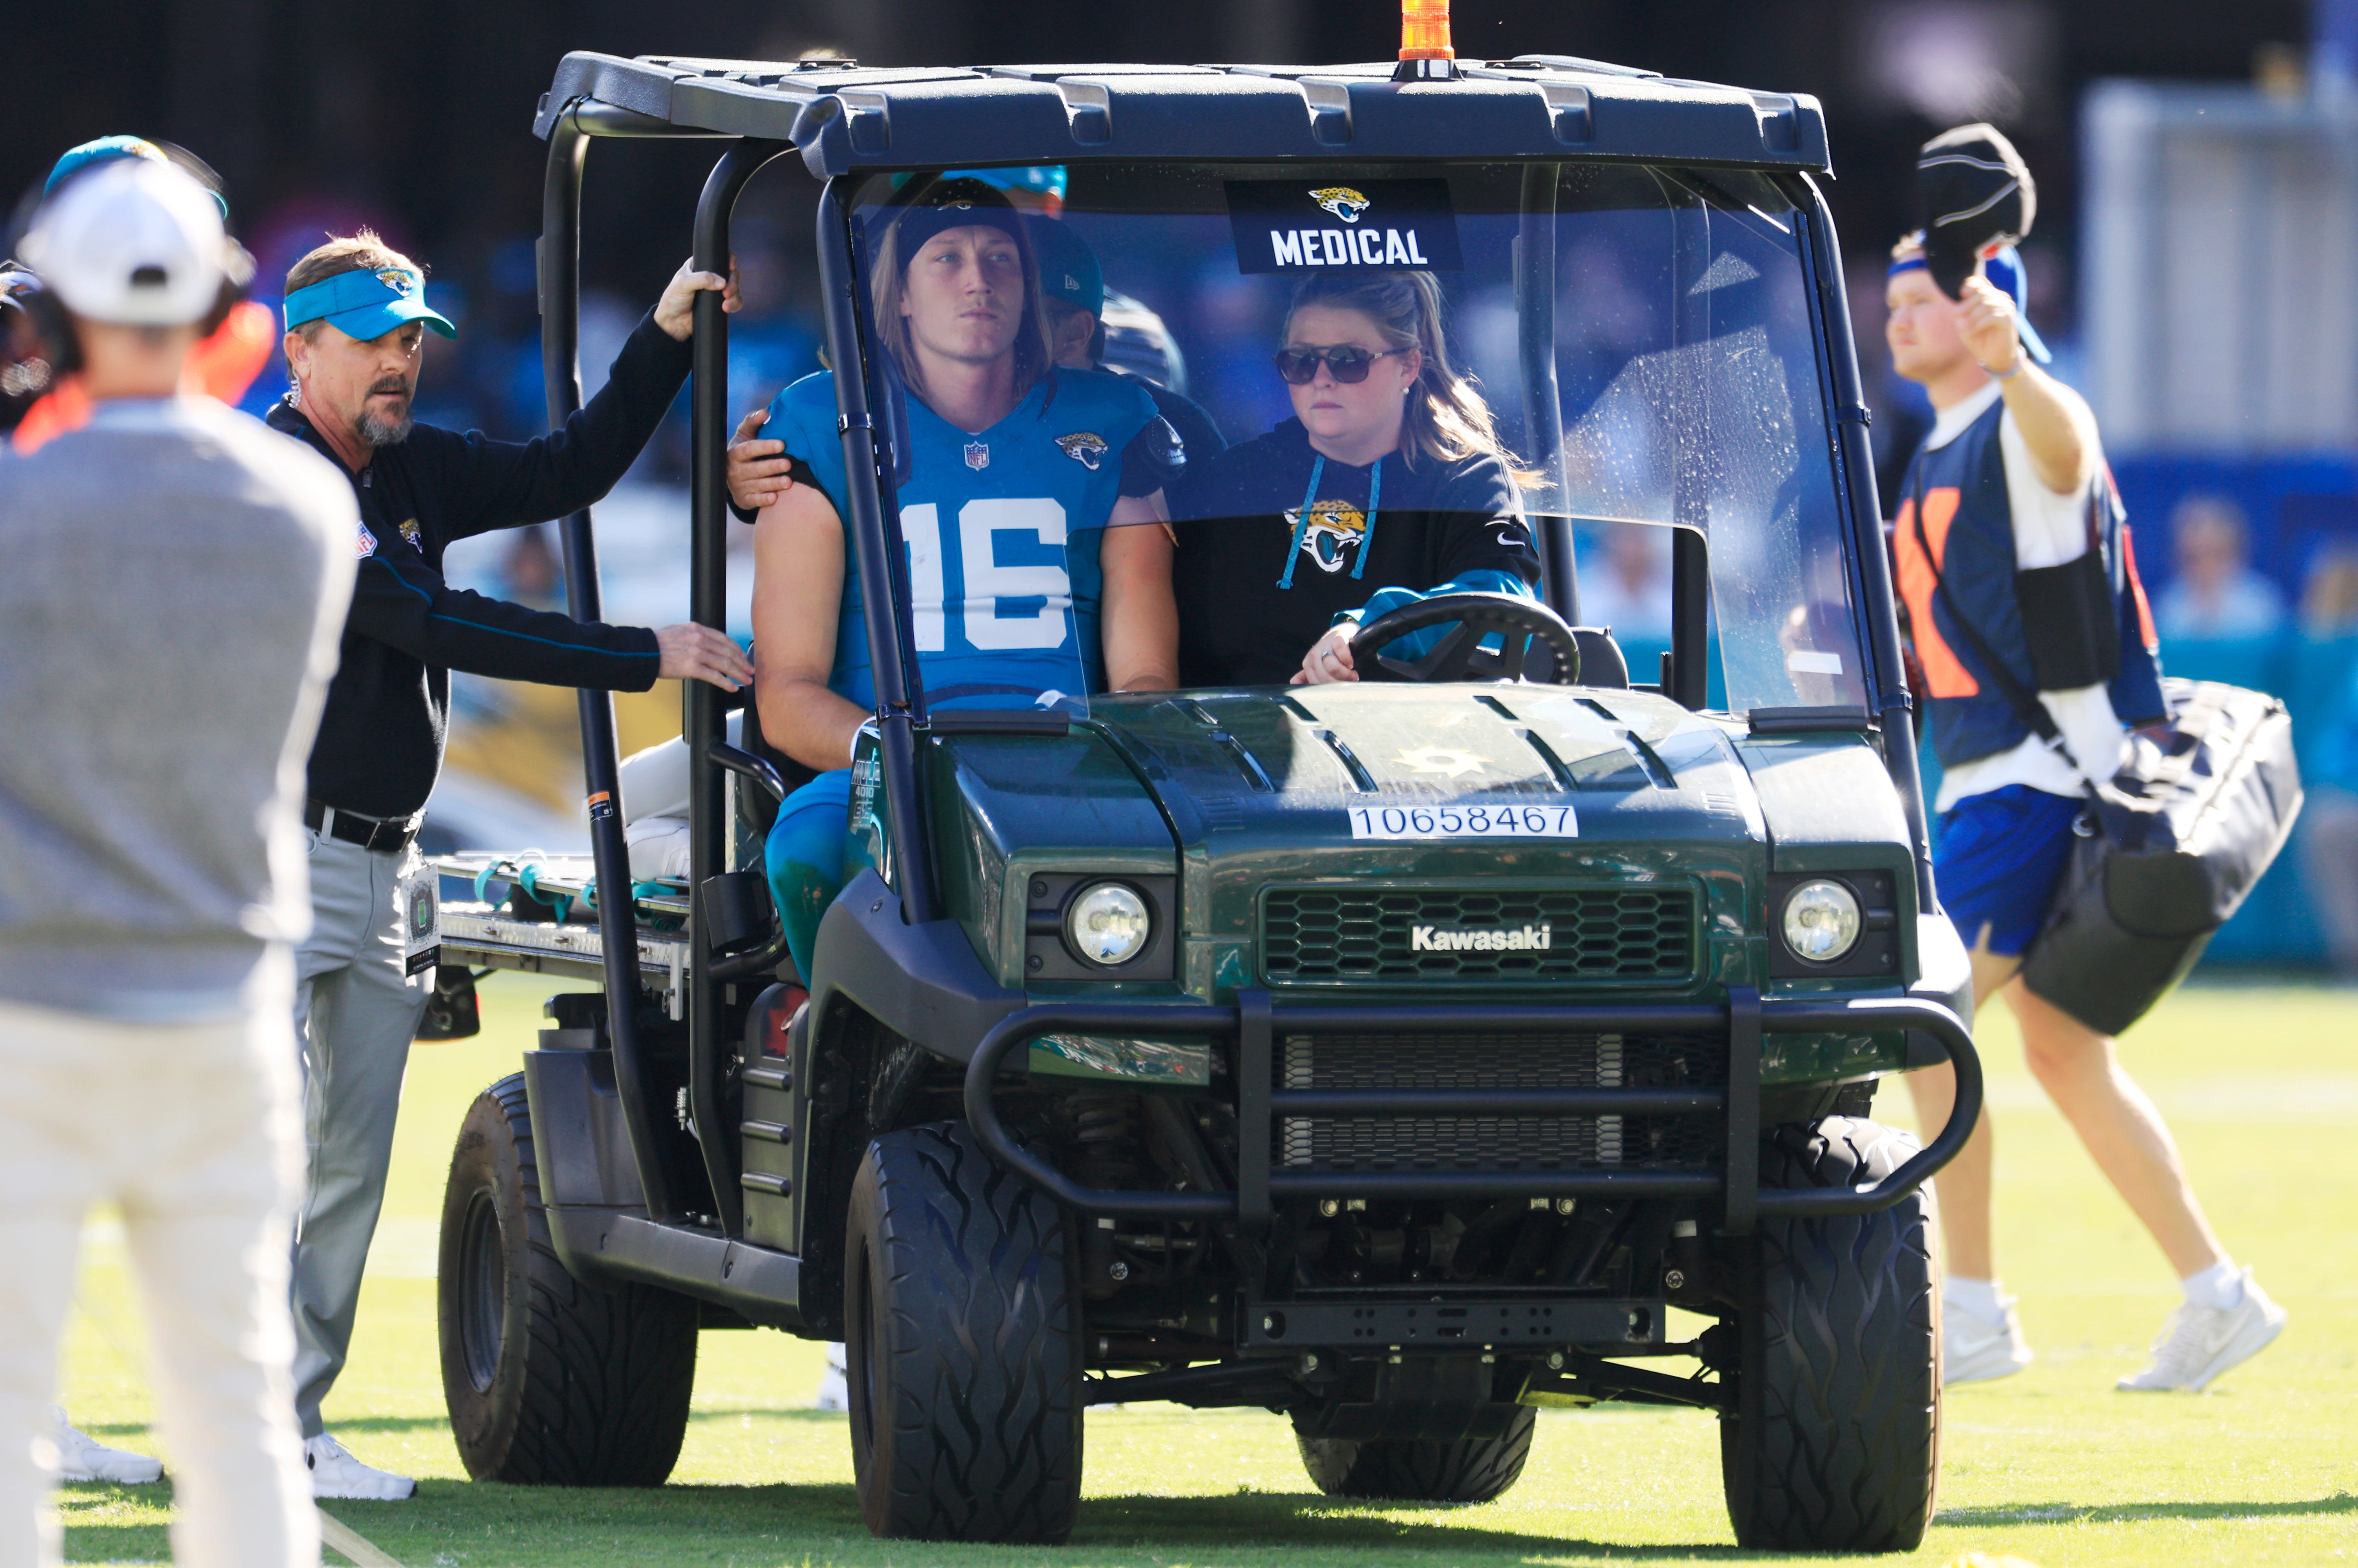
[4,0,2355,972]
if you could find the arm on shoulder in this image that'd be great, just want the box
[751,481,870,772]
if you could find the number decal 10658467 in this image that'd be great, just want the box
[1346,802,1579,841]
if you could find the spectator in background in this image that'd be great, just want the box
[2155,495,2286,640]
[1577,521,1676,644]
[500,523,562,610]
[2305,678,2358,978]
[2297,543,2358,978]
[0,157,353,1568]
[2300,542,2358,640]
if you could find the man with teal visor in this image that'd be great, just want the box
[281,263,454,345]
[263,229,751,1503]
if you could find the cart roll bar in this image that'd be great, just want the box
[963,993,1981,1225]
[1513,162,1579,626]
[687,140,794,1237]
[815,179,940,924]
[539,99,723,1223]
[1788,171,1938,916]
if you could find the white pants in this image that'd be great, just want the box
[0,964,318,1568]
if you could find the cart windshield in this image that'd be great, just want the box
[840,160,1868,715]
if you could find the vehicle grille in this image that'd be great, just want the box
[1261,886,1695,985]
[1278,1032,1726,1172]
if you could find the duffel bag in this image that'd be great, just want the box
[2021,679,2303,1035]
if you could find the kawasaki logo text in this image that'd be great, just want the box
[1411,924,1553,953]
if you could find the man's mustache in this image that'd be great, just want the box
[369,379,414,398]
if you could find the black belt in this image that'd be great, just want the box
[304,798,422,854]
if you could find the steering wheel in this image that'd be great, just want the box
[1346,592,1583,685]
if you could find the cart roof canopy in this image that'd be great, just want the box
[533,53,1830,179]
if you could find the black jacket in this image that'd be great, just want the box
[1168,418,1537,687]
[270,310,689,818]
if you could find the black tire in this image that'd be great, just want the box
[438,1074,700,1485]
[1721,1116,1939,1552]
[1294,1405,1536,1503]
[845,1122,1082,1542]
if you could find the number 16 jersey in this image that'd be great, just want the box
[764,366,1162,712]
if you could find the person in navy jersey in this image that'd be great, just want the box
[1168,270,1540,688]
[1884,200,2285,1394]
[744,178,1182,978]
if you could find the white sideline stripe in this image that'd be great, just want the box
[319,1508,408,1568]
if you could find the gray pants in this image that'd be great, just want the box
[290,831,428,1439]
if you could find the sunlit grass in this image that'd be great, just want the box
[53,976,2358,1565]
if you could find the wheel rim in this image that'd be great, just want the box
[457,1188,507,1393]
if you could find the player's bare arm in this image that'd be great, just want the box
[751,481,868,769]
[1099,495,1179,692]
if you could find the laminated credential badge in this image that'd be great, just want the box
[1225,179,1464,275]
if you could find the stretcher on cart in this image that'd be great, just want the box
[428,852,700,1011]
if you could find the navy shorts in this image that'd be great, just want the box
[1934,784,2083,957]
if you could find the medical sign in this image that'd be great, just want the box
[1226,179,1463,275]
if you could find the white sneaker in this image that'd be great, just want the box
[812,1341,850,1412]
[2117,1271,2287,1392]
[50,1407,163,1484]
[1943,1290,2033,1386]
[305,1432,416,1500]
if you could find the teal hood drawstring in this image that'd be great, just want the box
[1274,453,1381,589]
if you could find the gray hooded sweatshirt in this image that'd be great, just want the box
[0,396,355,1020]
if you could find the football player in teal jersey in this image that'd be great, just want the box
[747,178,1182,977]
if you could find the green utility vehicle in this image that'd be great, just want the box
[433,37,1982,1553]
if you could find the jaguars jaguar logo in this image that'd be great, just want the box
[1309,187,1372,224]
[1285,498,1367,573]
[376,268,420,297]
[398,518,421,548]
[1056,431,1110,471]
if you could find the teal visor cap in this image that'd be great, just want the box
[48,136,230,218]
[283,266,455,342]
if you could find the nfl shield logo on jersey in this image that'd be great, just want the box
[964,441,990,471]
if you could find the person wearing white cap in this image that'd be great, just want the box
[0,156,355,1567]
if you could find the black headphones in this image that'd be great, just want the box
[1,264,75,383]
[0,233,253,386]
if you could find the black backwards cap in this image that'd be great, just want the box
[880,176,1028,263]
[1917,123,2037,301]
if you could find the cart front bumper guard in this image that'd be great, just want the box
[964,988,1978,1232]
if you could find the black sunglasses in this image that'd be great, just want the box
[1272,345,1409,385]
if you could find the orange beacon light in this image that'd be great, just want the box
[1399,0,1454,59]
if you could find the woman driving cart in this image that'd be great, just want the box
[746,178,1183,979]
[1169,270,1540,687]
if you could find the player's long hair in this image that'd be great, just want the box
[1284,271,1535,485]
[868,215,1054,407]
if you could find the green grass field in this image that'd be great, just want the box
[49,975,2358,1566]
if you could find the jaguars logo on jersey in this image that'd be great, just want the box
[1055,431,1110,471]
[398,518,421,548]
[1309,187,1372,224]
[1284,498,1367,573]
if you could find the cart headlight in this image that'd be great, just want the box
[1067,882,1151,967]
[1781,879,1862,964]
